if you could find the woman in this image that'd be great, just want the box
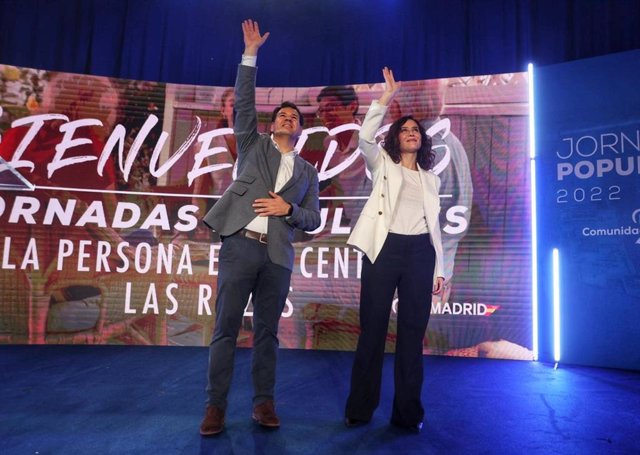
[345,67,445,432]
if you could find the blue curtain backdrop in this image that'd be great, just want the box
[0,0,638,86]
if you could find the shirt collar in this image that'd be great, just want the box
[270,134,298,157]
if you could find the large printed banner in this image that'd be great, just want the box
[536,51,640,370]
[0,64,532,359]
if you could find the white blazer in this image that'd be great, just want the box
[347,101,445,283]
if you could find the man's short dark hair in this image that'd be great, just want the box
[316,85,359,116]
[271,101,304,127]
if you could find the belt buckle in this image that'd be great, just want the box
[258,232,267,244]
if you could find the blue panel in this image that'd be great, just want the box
[536,50,640,370]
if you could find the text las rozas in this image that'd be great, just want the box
[0,111,456,187]
[121,281,295,319]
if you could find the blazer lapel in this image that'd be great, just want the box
[260,142,280,190]
[278,155,303,194]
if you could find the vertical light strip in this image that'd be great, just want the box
[528,63,539,361]
[552,248,561,363]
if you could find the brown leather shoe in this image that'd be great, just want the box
[252,400,280,428]
[200,405,225,436]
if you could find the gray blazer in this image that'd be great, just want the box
[203,64,321,271]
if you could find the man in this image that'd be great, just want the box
[199,20,321,436]
[301,85,368,230]
[316,85,359,132]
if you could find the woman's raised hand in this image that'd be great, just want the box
[379,66,401,106]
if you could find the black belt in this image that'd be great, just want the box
[236,228,268,244]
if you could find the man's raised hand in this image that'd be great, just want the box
[242,19,270,56]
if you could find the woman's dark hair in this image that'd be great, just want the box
[271,101,304,127]
[382,115,435,170]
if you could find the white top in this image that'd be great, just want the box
[245,145,296,234]
[388,167,429,235]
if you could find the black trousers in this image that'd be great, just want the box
[206,233,291,409]
[346,233,435,425]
